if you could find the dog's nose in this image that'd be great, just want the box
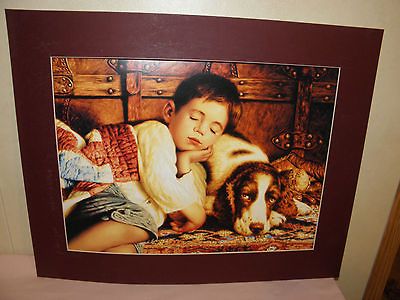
[249,222,264,235]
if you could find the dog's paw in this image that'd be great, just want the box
[270,210,286,227]
[294,199,313,216]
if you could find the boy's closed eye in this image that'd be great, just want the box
[189,109,224,135]
[189,111,202,121]
[210,124,223,135]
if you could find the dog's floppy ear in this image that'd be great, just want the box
[226,182,236,217]
[213,179,237,227]
[273,170,298,218]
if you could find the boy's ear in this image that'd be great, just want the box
[163,100,175,123]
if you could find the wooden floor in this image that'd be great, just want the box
[385,248,400,299]
[364,183,400,300]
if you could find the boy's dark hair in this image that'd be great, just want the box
[173,73,242,132]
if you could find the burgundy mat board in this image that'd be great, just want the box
[5,9,383,283]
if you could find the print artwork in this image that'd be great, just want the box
[53,57,339,254]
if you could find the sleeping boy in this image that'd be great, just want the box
[59,73,241,253]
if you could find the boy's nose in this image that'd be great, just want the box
[194,123,206,135]
[194,127,203,135]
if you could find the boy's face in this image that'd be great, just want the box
[167,98,229,151]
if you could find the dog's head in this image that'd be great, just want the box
[214,161,282,236]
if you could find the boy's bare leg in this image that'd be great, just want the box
[105,244,137,254]
[68,220,150,252]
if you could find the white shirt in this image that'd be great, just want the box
[115,121,207,227]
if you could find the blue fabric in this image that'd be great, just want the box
[58,152,111,183]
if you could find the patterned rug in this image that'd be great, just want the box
[143,206,319,254]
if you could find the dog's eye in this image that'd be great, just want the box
[266,196,277,204]
[241,193,250,200]
[241,193,253,206]
[266,190,279,204]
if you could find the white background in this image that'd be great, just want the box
[1,1,399,299]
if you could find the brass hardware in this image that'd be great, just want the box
[53,75,73,95]
[156,78,162,83]
[230,63,239,78]
[157,90,163,95]
[272,131,324,151]
[107,76,114,82]
[107,59,119,72]
[107,88,114,94]
[203,62,212,73]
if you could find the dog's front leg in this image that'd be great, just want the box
[294,199,313,216]
[204,195,216,216]
[270,210,286,227]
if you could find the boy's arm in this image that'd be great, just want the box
[135,121,207,214]
[169,202,207,233]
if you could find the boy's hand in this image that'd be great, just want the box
[179,146,213,163]
[168,203,206,234]
[169,212,198,233]
[176,147,213,177]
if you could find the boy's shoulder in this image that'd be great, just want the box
[133,120,169,133]
[133,120,174,146]
[133,120,175,153]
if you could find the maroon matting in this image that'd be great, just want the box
[5,9,383,283]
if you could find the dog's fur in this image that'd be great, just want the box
[204,134,312,236]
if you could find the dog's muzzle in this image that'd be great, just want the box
[249,222,265,235]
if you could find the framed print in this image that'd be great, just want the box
[5,9,383,283]
[53,57,337,255]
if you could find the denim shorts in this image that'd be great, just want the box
[66,184,158,253]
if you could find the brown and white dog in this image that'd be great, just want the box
[204,134,312,236]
